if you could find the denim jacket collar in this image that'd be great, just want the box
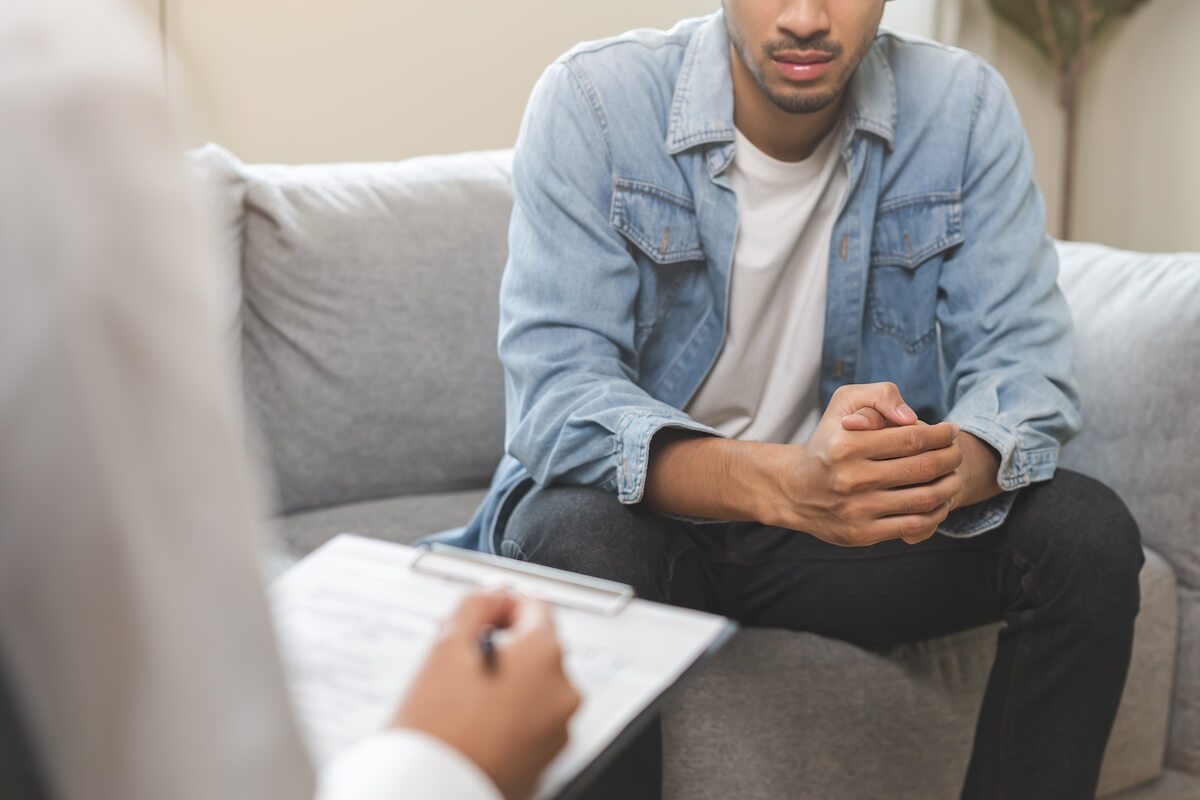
[666,12,897,161]
[665,13,737,156]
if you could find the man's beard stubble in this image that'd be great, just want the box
[730,27,872,115]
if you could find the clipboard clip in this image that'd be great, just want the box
[412,543,634,616]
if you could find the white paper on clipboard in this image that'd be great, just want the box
[270,534,736,800]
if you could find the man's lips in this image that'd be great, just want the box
[771,51,834,81]
[773,50,834,65]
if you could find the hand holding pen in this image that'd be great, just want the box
[392,590,581,800]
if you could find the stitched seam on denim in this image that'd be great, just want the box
[562,36,687,63]
[875,29,969,56]
[985,541,1038,800]
[614,411,636,500]
[647,303,717,399]
[938,502,1012,537]
[487,476,536,555]
[613,178,696,210]
[997,611,1033,797]
[851,43,896,146]
[632,417,652,503]
[870,198,964,267]
[866,282,937,352]
[563,61,611,162]
[1023,448,1059,464]
[611,190,704,263]
[635,269,691,344]
[670,130,737,152]
[613,222,705,264]
[666,28,701,149]
[869,235,962,268]
[876,191,963,214]
[847,118,892,144]
[964,62,991,187]
[955,415,1019,480]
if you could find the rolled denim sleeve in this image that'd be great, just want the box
[937,64,1082,537]
[498,62,720,504]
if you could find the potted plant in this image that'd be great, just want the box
[984,0,1151,238]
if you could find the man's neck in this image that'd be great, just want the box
[730,48,846,163]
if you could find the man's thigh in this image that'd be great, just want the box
[501,483,704,606]
[714,468,1141,648]
[501,470,1141,650]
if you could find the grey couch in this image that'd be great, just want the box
[189,144,1200,799]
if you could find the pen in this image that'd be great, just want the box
[478,625,497,673]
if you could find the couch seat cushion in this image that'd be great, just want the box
[275,488,488,558]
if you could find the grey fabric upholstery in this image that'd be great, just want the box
[661,547,1178,800]
[184,146,1196,797]
[1108,769,1200,799]
[239,152,512,514]
[1056,243,1200,774]
[276,488,488,556]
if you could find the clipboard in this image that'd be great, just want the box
[411,543,635,615]
[271,534,737,800]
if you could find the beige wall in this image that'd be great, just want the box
[159,0,1196,251]
[986,0,1200,251]
[167,1,718,164]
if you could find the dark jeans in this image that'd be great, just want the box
[501,469,1143,800]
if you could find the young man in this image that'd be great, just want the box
[0,2,577,799]
[451,1,1143,798]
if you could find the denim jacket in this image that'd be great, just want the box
[442,12,1080,554]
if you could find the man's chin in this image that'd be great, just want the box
[764,86,842,115]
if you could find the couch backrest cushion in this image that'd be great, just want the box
[1056,240,1200,773]
[239,151,513,515]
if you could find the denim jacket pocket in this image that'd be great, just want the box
[868,193,963,353]
[612,179,705,344]
[611,179,705,265]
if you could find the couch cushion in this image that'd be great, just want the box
[662,546,1177,799]
[1055,241,1200,773]
[1107,768,1200,799]
[239,151,513,514]
[274,488,489,558]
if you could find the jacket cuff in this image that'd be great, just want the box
[613,412,724,504]
[937,490,1019,538]
[938,413,1059,538]
[947,412,1059,492]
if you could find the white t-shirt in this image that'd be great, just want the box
[685,123,848,445]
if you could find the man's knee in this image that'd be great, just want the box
[502,484,675,599]
[1035,470,1144,619]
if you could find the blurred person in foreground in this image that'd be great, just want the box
[0,1,579,799]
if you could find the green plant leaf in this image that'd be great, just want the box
[985,0,1051,59]
[1052,3,1081,58]
[985,0,1155,67]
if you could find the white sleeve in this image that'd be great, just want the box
[318,731,504,800]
